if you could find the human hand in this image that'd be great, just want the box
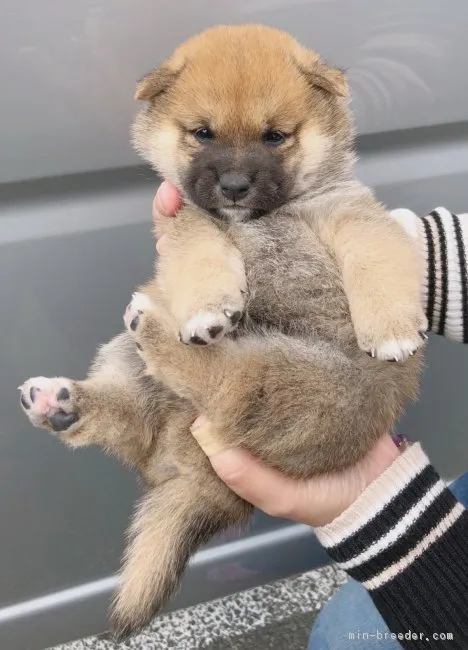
[153,180,182,254]
[191,417,400,528]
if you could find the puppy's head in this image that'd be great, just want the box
[132,25,353,221]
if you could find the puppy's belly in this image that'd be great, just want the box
[230,220,353,343]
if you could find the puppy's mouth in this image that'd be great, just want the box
[212,194,271,220]
[212,205,268,222]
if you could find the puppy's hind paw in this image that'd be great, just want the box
[19,377,79,432]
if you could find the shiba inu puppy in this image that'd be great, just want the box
[19,25,426,638]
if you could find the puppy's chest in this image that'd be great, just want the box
[229,218,350,336]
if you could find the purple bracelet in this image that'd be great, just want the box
[392,433,412,452]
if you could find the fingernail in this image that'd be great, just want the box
[190,418,228,457]
[191,414,208,430]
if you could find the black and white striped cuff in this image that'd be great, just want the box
[315,443,466,590]
[391,208,468,343]
[419,208,468,342]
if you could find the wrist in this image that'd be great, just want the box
[358,434,402,492]
[302,435,401,528]
[315,442,428,546]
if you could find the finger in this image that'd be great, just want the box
[153,181,182,221]
[191,419,298,516]
[190,417,228,456]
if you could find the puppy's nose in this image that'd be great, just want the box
[219,172,251,201]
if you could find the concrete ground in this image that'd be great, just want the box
[50,566,346,650]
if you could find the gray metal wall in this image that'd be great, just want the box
[1,1,467,648]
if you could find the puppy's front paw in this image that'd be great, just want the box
[356,308,428,362]
[370,335,427,362]
[179,301,243,346]
[123,291,171,361]
[19,377,79,432]
[123,292,154,335]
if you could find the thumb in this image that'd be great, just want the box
[153,181,182,221]
[190,417,298,518]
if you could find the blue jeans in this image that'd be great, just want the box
[308,472,468,649]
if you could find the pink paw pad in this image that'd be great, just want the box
[19,377,78,432]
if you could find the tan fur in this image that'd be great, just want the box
[132,25,354,204]
[154,212,246,335]
[314,189,426,352]
[20,25,426,639]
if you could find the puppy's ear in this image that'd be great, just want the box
[305,62,348,97]
[134,65,179,101]
[292,45,348,97]
[134,46,188,101]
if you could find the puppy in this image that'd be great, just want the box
[19,25,427,639]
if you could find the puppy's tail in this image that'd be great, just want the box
[110,476,250,639]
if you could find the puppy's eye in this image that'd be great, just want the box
[193,127,214,143]
[262,130,287,146]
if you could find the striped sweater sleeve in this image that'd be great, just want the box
[315,444,468,649]
[391,208,468,342]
